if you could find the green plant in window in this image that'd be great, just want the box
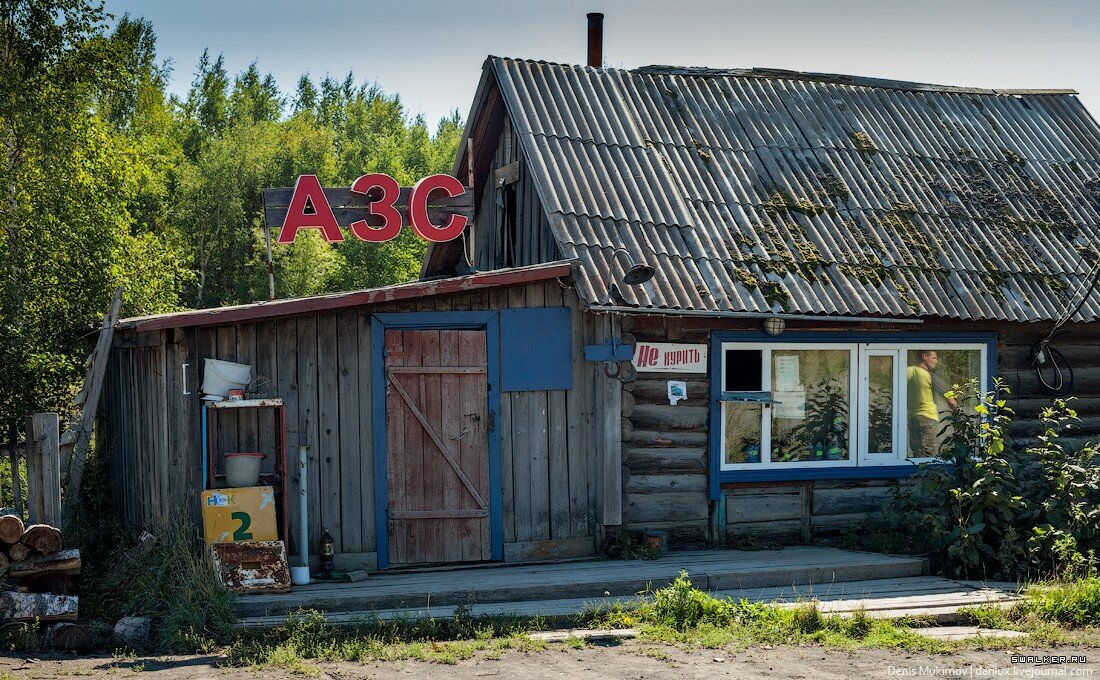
[793,379,849,461]
[867,383,894,453]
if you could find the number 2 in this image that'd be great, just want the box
[231,511,253,541]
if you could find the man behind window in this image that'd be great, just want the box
[906,350,957,457]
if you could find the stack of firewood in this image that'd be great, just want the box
[0,514,87,650]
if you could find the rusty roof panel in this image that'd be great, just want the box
[491,57,1100,322]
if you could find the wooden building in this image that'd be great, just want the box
[105,56,1100,569]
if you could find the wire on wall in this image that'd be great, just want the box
[1031,253,1100,396]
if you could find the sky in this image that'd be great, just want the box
[102,0,1100,128]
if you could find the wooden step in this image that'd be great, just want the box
[233,546,928,619]
[235,575,1020,629]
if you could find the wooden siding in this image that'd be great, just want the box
[473,116,559,270]
[104,281,608,568]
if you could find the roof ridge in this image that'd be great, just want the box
[488,56,1078,96]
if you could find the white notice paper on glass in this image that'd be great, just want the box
[774,388,806,419]
[774,355,800,391]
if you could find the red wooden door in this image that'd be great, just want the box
[384,329,491,566]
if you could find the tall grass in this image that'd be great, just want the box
[1024,579,1100,627]
[78,512,236,651]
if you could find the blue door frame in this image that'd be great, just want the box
[371,311,504,568]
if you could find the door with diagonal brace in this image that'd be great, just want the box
[384,329,491,566]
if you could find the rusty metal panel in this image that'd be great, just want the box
[210,541,291,594]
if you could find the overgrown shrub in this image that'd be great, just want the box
[649,571,736,630]
[889,379,1100,581]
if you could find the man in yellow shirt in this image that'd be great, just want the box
[907,350,957,457]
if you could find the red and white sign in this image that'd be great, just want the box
[632,343,708,373]
[276,173,468,245]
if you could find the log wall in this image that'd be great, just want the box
[621,315,1100,546]
[104,280,614,569]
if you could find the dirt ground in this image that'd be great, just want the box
[0,640,1097,679]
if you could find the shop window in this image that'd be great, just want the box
[904,348,983,459]
[723,402,762,465]
[718,341,987,473]
[866,353,897,456]
[770,349,851,464]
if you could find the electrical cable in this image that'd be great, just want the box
[1031,253,1100,396]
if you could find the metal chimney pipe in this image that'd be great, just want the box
[587,12,604,68]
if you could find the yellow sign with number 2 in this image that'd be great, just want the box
[201,486,278,545]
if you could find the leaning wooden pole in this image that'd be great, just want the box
[59,287,122,524]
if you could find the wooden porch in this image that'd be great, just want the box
[236,546,939,625]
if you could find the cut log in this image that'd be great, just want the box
[9,549,80,579]
[0,591,78,622]
[21,524,62,555]
[7,543,29,562]
[46,622,93,651]
[0,515,24,545]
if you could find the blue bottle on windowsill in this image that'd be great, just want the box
[744,444,760,463]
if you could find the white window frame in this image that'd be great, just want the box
[719,341,988,471]
[863,343,988,465]
[720,343,857,471]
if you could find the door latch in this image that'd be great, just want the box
[487,410,496,432]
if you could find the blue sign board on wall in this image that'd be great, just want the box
[500,307,573,392]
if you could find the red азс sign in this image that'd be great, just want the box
[276,173,468,245]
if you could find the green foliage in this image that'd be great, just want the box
[601,529,660,560]
[584,573,944,651]
[888,379,1100,580]
[817,516,935,556]
[649,571,738,630]
[0,2,463,423]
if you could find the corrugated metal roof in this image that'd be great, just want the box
[491,57,1100,322]
[118,262,575,332]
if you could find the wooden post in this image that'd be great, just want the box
[34,414,61,526]
[264,225,275,301]
[60,287,121,523]
[7,419,22,517]
[24,415,39,524]
[600,316,623,527]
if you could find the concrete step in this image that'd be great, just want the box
[234,546,928,619]
[235,575,1021,629]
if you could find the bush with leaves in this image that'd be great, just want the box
[889,378,1100,581]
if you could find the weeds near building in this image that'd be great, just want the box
[889,379,1100,581]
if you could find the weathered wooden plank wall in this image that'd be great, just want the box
[103,279,606,567]
[474,116,559,270]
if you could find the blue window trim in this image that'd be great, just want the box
[708,330,998,499]
[371,311,504,567]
